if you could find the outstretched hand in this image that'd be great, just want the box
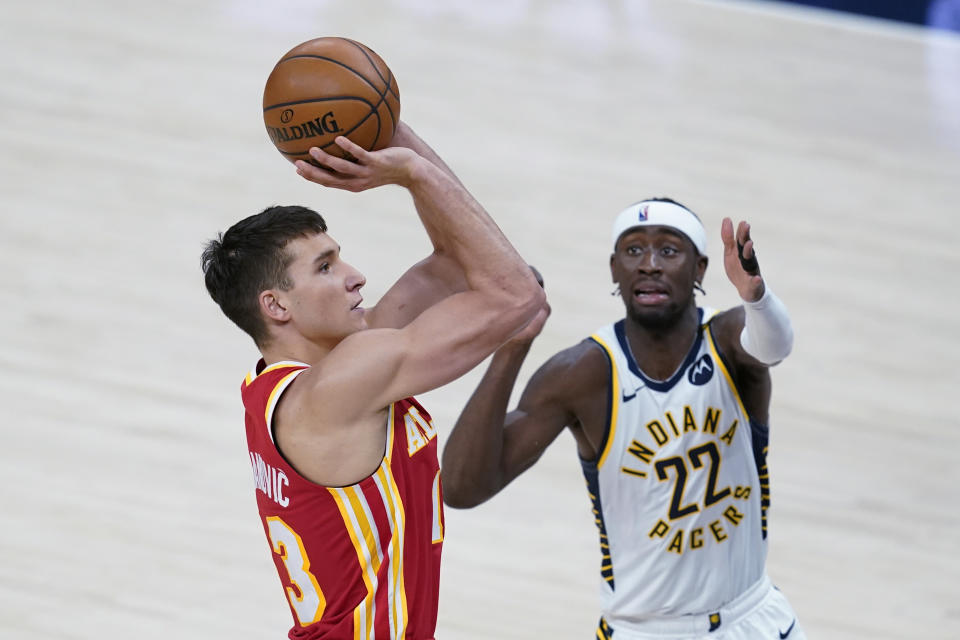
[721,217,765,302]
[295,136,421,192]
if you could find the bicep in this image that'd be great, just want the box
[712,307,762,369]
[498,405,569,485]
[497,358,582,484]
[710,309,773,421]
[314,287,534,420]
[385,290,528,401]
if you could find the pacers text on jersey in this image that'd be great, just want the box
[619,404,754,556]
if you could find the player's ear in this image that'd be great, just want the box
[610,254,623,296]
[260,289,290,322]
[696,255,708,283]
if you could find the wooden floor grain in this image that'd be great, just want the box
[2,0,958,637]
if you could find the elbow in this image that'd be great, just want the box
[505,274,547,327]
[478,271,546,344]
[441,483,488,509]
[440,466,499,509]
[442,493,484,510]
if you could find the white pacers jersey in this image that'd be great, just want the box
[583,309,771,625]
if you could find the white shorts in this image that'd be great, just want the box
[596,575,805,640]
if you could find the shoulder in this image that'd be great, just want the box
[526,339,611,400]
[707,306,745,347]
[242,361,310,401]
[542,339,609,372]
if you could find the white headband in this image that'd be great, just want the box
[611,200,707,254]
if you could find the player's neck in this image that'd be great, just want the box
[622,305,700,381]
[260,332,339,367]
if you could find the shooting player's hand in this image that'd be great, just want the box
[296,136,421,192]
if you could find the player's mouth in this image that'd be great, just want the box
[350,297,364,312]
[633,283,670,305]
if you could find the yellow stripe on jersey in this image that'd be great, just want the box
[596,616,613,639]
[431,469,444,544]
[704,325,750,419]
[246,360,309,385]
[375,464,409,639]
[589,334,621,470]
[330,486,381,640]
[384,403,396,464]
[264,369,305,428]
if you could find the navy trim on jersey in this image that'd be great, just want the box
[750,418,771,540]
[580,458,615,590]
[703,316,742,402]
[704,318,772,540]
[584,337,615,465]
[597,616,615,639]
[612,309,705,392]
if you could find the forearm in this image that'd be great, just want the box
[406,160,537,305]
[740,286,793,364]
[391,123,464,188]
[442,342,530,508]
[392,124,466,264]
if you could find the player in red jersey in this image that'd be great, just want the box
[202,123,544,639]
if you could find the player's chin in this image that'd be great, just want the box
[627,303,683,328]
[350,308,369,330]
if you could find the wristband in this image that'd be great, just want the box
[739,287,793,365]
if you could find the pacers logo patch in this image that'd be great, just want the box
[708,612,721,632]
[688,354,714,386]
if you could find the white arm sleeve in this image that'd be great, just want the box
[739,287,794,365]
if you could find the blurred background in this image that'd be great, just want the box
[1,0,957,638]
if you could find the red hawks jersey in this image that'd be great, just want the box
[241,359,444,640]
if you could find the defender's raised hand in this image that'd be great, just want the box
[721,217,765,302]
[295,135,421,192]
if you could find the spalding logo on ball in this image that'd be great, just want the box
[263,37,400,165]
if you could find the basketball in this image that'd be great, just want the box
[262,37,400,165]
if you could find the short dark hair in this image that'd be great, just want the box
[201,205,327,346]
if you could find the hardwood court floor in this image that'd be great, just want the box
[1,0,958,638]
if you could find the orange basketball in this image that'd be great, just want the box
[262,37,400,165]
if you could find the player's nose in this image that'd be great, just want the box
[637,251,661,272]
[346,266,366,291]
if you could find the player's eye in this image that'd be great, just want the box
[318,262,330,273]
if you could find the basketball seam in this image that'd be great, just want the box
[264,96,377,112]
[265,55,387,109]
[265,54,394,150]
[264,94,381,154]
[340,38,399,131]
[276,109,383,157]
[340,38,400,101]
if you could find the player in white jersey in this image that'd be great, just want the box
[442,199,805,639]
